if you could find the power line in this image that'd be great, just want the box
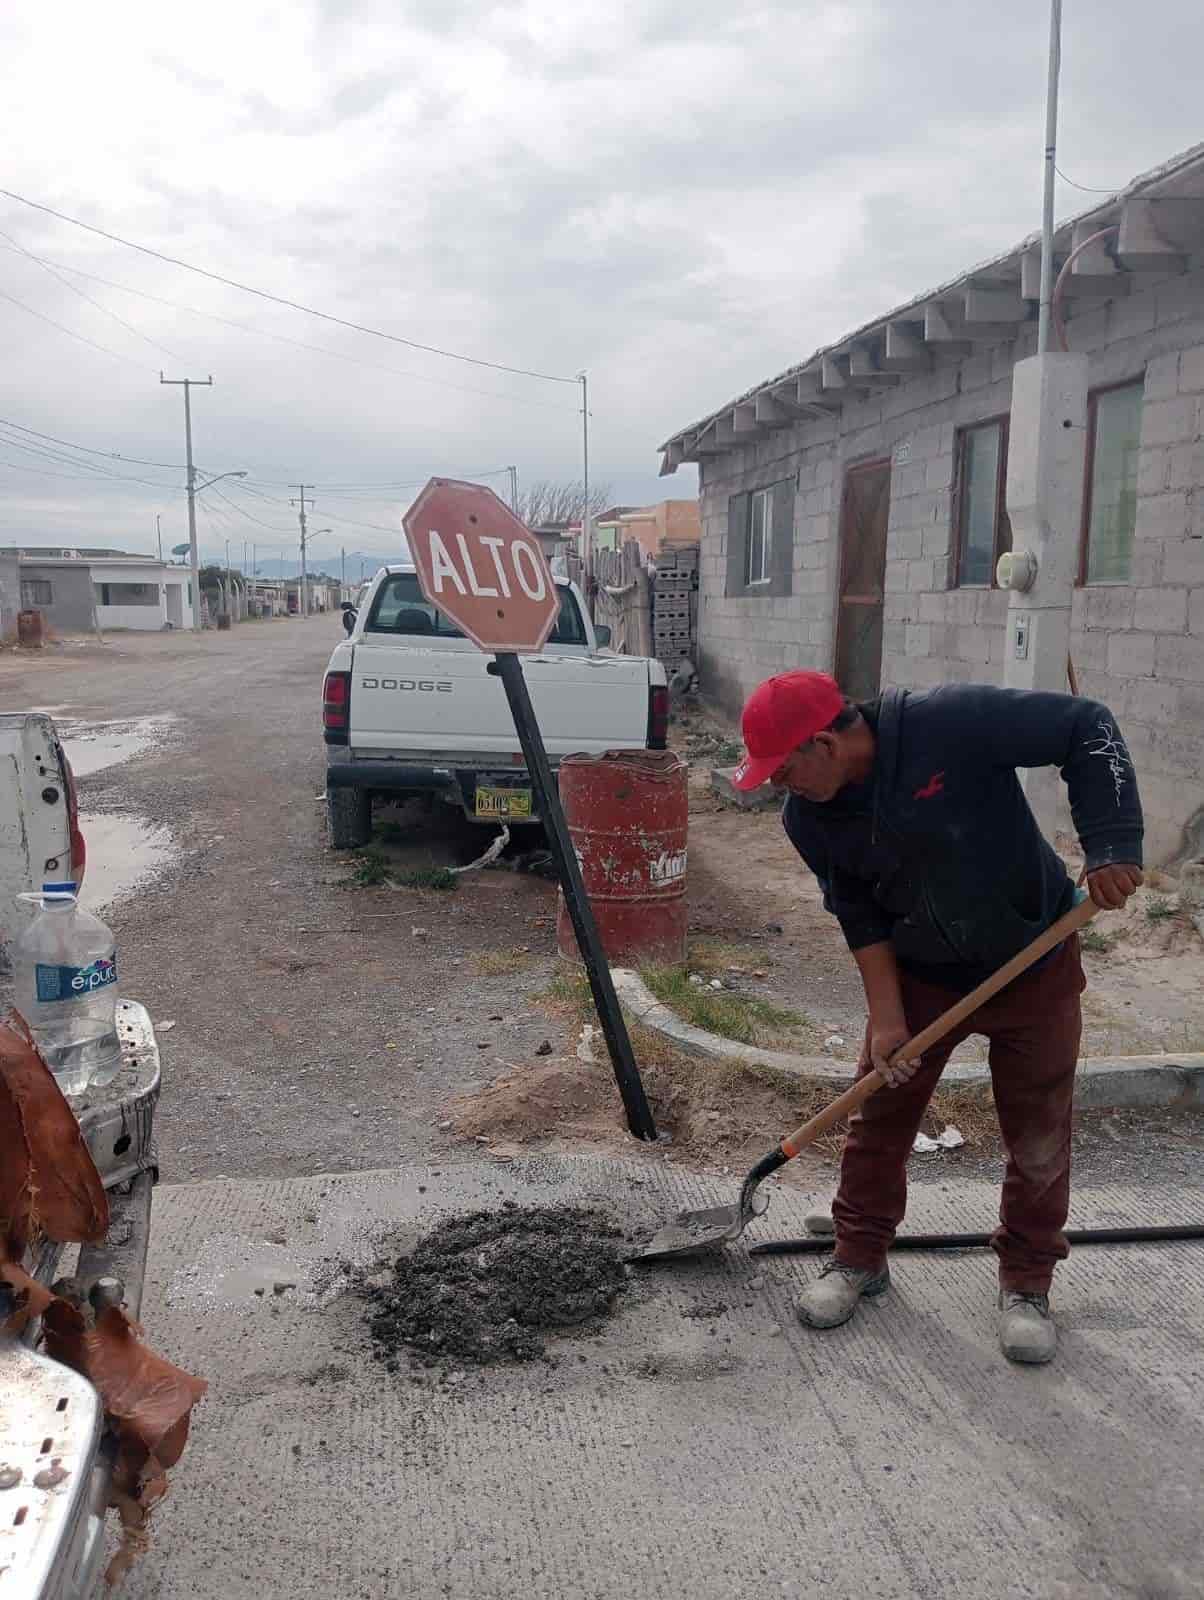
[0,414,182,469]
[1054,165,1121,195]
[0,428,185,491]
[0,286,155,371]
[0,187,579,384]
[0,223,185,362]
[0,243,569,413]
[202,482,294,533]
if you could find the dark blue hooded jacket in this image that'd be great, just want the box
[783,684,1143,988]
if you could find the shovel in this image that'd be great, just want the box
[632,895,1096,1263]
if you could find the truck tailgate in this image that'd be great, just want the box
[348,640,650,757]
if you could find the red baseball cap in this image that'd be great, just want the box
[732,671,845,790]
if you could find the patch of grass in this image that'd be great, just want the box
[686,938,762,978]
[394,866,458,891]
[641,965,803,1045]
[1145,895,1174,922]
[475,948,533,977]
[1079,925,1113,954]
[348,849,392,887]
[541,971,593,1019]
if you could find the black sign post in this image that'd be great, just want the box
[491,652,658,1143]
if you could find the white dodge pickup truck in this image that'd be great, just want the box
[321,564,668,847]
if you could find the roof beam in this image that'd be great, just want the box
[963,286,1029,323]
[714,413,739,446]
[768,379,807,416]
[848,345,901,384]
[1116,198,1187,272]
[732,402,762,436]
[754,392,794,429]
[795,370,843,411]
[821,353,851,392]
[924,299,1016,346]
[692,421,727,456]
[883,322,932,372]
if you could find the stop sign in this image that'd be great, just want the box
[403,477,559,654]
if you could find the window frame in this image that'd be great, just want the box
[1078,377,1144,587]
[744,486,772,587]
[951,415,1011,588]
[20,578,53,607]
[366,571,588,646]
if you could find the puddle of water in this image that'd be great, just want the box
[57,714,176,778]
[78,811,176,910]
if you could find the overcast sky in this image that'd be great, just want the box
[2,1,1201,572]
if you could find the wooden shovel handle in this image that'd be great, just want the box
[779,896,1097,1160]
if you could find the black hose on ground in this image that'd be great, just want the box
[748,1223,1204,1257]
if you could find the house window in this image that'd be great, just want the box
[745,487,772,586]
[954,420,1011,586]
[726,479,793,598]
[1082,381,1143,584]
[20,578,53,606]
[95,582,159,607]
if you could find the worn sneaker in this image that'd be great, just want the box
[999,1291,1057,1364]
[796,1260,890,1329]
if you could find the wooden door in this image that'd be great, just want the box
[834,460,891,701]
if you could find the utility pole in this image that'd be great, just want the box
[507,465,518,514]
[251,543,257,607]
[160,373,213,631]
[340,546,346,594]
[578,372,592,610]
[290,485,311,616]
[1037,0,1062,354]
[155,514,162,562]
[999,0,1085,842]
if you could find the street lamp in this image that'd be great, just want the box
[191,470,247,630]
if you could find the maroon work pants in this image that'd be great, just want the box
[832,937,1086,1294]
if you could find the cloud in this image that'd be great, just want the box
[1,0,1202,560]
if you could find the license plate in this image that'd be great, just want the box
[475,786,533,819]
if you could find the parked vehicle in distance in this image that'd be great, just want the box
[320,564,668,847]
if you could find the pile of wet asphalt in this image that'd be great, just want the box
[364,1202,629,1368]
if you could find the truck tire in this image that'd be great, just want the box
[327,786,372,849]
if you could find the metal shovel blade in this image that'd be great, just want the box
[629,1202,746,1262]
[629,1182,772,1263]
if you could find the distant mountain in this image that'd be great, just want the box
[196,550,400,580]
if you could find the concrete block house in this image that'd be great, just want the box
[659,144,1204,863]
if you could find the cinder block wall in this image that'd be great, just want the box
[695,256,1204,863]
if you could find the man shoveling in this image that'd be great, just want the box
[732,672,1143,1364]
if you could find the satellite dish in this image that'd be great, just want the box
[171,543,190,556]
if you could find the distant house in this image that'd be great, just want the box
[1,547,195,634]
[592,507,643,554]
[531,522,579,561]
[659,142,1204,863]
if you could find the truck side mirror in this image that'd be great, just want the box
[594,624,612,648]
[342,608,357,635]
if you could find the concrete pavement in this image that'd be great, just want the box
[124,1152,1204,1600]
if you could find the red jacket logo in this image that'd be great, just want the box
[914,771,945,800]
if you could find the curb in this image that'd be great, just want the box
[611,969,1204,1111]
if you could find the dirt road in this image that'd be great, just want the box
[0,618,565,1183]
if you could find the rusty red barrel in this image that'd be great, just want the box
[556,749,687,967]
[17,609,44,647]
